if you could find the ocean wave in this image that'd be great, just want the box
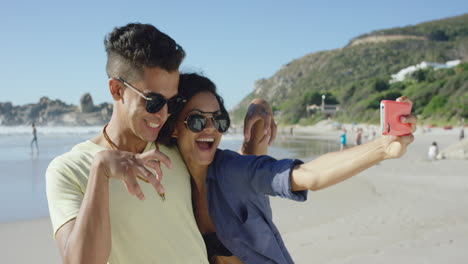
[0,126,245,139]
[0,126,102,135]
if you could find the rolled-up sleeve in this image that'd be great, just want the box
[218,150,307,201]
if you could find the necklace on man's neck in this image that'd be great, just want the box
[102,123,151,184]
[102,123,120,150]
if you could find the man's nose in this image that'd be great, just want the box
[153,104,168,118]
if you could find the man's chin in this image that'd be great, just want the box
[142,134,159,144]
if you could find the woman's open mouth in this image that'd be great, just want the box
[195,137,215,151]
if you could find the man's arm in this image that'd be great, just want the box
[55,155,111,264]
[54,149,171,264]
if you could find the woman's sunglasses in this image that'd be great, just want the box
[184,111,230,133]
[117,77,186,114]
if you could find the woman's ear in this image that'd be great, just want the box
[109,78,124,101]
[171,128,178,138]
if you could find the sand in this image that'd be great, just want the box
[1,218,61,263]
[272,126,468,263]
[1,126,467,263]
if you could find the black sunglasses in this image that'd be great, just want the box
[117,77,186,114]
[184,111,230,133]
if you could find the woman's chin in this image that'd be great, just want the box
[196,154,215,166]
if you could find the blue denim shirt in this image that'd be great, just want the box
[207,149,307,264]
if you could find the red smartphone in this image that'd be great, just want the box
[380,100,412,136]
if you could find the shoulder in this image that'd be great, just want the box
[46,140,100,184]
[158,144,186,165]
[157,144,191,178]
[158,144,180,158]
[211,149,278,175]
[212,149,249,167]
[215,148,240,159]
[209,149,241,176]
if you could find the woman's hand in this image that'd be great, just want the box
[243,98,277,146]
[382,96,417,159]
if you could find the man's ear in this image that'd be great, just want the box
[109,78,123,101]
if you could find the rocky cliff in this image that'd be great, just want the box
[0,93,112,126]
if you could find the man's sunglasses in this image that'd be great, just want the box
[184,111,230,133]
[117,77,186,114]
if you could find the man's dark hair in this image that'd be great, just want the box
[104,23,185,81]
[158,73,230,146]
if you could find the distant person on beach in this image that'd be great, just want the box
[45,23,272,264]
[30,122,38,154]
[460,128,465,141]
[355,128,362,145]
[340,129,347,150]
[428,141,439,160]
[158,73,418,263]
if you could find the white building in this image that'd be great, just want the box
[390,60,461,83]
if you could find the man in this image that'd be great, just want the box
[46,23,274,264]
[31,122,39,154]
[46,23,206,264]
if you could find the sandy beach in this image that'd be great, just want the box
[273,125,468,263]
[1,125,467,263]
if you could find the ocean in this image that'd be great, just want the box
[0,126,339,223]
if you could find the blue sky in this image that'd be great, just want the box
[1,1,467,110]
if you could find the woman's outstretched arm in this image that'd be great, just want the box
[291,97,416,191]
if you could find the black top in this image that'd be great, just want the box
[202,233,233,260]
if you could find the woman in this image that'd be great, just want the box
[159,73,416,263]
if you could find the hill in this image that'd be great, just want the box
[231,14,468,126]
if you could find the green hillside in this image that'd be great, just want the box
[231,14,468,125]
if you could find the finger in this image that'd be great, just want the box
[269,121,277,145]
[135,166,153,182]
[258,134,268,145]
[243,115,261,142]
[400,115,418,133]
[395,96,406,102]
[399,134,415,145]
[143,160,165,194]
[262,114,272,136]
[143,149,172,169]
[145,160,163,181]
[139,166,165,195]
[400,115,418,124]
[145,161,164,186]
[125,169,145,200]
[154,180,165,196]
[396,96,413,107]
[154,152,172,169]
[411,123,417,133]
